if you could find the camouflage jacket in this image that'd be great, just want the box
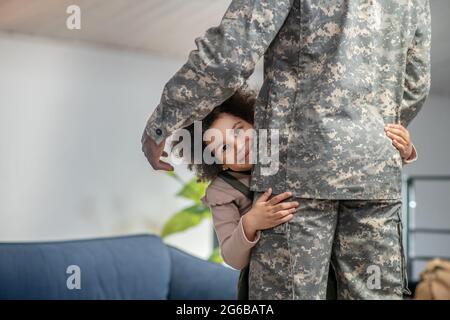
[145,0,431,200]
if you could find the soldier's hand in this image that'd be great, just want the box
[247,188,299,231]
[384,123,414,160]
[141,129,174,171]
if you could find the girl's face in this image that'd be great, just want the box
[205,113,254,172]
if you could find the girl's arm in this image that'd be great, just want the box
[211,202,261,270]
[207,200,261,270]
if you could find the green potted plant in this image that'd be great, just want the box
[160,171,223,263]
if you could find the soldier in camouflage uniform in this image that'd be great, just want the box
[142,0,431,299]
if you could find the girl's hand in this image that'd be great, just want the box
[243,188,299,235]
[384,123,414,160]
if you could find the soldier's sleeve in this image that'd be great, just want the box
[399,0,432,128]
[145,0,294,144]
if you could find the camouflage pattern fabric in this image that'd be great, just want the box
[248,192,409,300]
[145,0,431,200]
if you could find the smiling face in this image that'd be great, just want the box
[205,113,254,172]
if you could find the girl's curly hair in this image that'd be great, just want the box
[170,86,257,183]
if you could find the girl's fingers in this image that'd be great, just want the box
[387,123,405,130]
[274,208,297,219]
[267,191,293,206]
[392,140,406,153]
[271,201,299,213]
[385,126,409,142]
[386,123,406,132]
[256,188,272,203]
[394,136,408,149]
[277,213,294,224]
[388,126,408,137]
[386,131,408,146]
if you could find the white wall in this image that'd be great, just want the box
[403,95,450,176]
[0,32,217,258]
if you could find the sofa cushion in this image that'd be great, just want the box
[167,245,239,300]
[0,234,171,299]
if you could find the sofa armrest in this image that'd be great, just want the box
[167,245,239,300]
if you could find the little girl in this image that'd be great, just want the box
[171,86,417,300]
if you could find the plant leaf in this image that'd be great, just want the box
[176,178,209,203]
[208,246,224,264]
[166,171,176,178]
[161,204,211,238]
[166,170,184,184]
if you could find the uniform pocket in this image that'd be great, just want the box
[267,222,287,234]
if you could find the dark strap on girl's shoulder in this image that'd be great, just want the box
[217,170,254,201]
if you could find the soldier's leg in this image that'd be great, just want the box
[248,191,293,300]
[249,195,338,300]
[331,199,407,299]
[288,198,339,299]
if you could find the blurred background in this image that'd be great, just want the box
[0,0,449,282]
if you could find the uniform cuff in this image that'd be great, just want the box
[402,144,418,164]
[238,217,261,247]
[145,104,170,145]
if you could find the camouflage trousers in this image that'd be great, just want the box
[248,195,410,300]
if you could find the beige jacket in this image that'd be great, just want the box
[146,0,430,200]
[200,170,260,270]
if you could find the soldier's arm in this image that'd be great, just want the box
[399,0,431,128]
[145,0,294,145]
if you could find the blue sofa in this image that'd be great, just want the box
[0,234,239,300]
